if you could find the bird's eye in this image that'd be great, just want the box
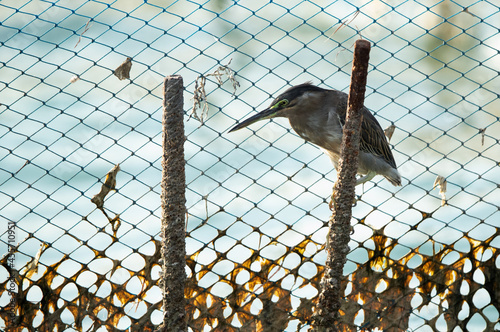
[271,98,289,110]
[278,99,289,107]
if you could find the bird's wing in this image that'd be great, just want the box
[329,90,397,169]
[359,108,397,169]
[334,93,397,169]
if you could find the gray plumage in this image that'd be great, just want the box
[229,82,401,186]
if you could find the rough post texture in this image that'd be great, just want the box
[160,75,187,332]
[314,39,371,331]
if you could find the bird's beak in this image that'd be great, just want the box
[228,107,279,133]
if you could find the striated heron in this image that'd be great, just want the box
[229,82,401,186]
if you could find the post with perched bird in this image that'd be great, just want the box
[314,39,372,331]
[229,37,400,331]
[159,75,187,332]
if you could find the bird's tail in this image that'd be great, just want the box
[384,168,402,186]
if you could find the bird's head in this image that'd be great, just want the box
[228,82,326,132]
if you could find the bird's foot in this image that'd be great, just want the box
[329,187,357,211]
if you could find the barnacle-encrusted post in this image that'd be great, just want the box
[159,75,187,332]
[314,39,371,331]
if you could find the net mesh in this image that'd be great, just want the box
[1,0,499,331]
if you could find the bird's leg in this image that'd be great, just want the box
[356,170,376,186]
[329,184,339,211]
[354,171,376,202]
[330,169,374,211]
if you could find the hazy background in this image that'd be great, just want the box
[1,0,499,330]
